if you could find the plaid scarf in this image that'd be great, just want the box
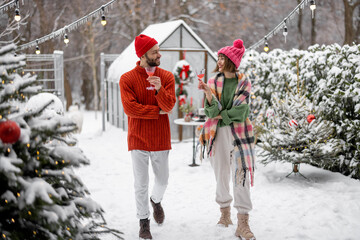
[199,72,255,186]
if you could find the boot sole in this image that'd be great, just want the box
[216,223,233,227]
[139,238,152,240]
[237,237,256,240]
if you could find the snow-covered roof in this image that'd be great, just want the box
[107,20,217,82]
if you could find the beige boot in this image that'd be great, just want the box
[235,213,255,240]
[217,206,233,227]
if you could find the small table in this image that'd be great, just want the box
[174,118,205,167]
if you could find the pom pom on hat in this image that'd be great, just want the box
[233,39,243,49]
[217,39,245,69]
[135,34,158,58]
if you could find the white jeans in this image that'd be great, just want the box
[209,126,252,214]
[131,150,169,219]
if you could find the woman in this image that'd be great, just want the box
[198,39,256,240]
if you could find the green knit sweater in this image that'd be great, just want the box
[204,77,250,127]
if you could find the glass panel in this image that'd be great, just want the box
[160,28,180,48]
[182,27,203,49]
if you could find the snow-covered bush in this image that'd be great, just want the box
[241,43,360,179]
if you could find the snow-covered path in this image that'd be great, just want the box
[75,112,360,240]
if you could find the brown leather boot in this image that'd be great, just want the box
[217,206,233,227]
[139,218,152,239]
[150,198,165,224]
[235,213,255,240]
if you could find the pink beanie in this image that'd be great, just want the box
[217,39,245,69]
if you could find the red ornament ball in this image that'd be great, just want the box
[307,114,316,123]
[288,119,298,128]
[0,120,21,144]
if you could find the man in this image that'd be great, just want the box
[119,34,176,239]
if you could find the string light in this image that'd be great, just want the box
[264,37,269,52]
[35,41,40,54]
[310,0,316,19]
[101,14,106,26]
[101,6,107,26]
[14,0,21,22]
[64,34,69,45]
[283,20,288,43]
[19,0,117,51]
[248,0,316,51]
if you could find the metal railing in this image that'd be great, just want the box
[24,51,65,106]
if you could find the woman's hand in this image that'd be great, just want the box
[198,79,210,93]
[198,79,212,103]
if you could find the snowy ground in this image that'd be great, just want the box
[75,111,360,240]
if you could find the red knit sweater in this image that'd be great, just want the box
[119,61,176,151]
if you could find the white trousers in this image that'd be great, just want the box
[131,150,169,219]
[209,126,252,214]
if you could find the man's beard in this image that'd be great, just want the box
[145,53,160,67]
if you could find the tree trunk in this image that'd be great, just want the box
[354,2,360,44]
[343,0,360,45]
[83,23,99,112]
[311,11,316,45]
[297,0,304,49]
[64,70,73,110]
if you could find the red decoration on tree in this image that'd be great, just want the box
[307,114,316,123]
[0,120,21,144]
[288,119,298,128]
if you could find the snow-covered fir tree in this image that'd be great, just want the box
[257,87,342,174]
[0,44,122,239]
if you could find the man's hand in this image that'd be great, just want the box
[147,76,162,91]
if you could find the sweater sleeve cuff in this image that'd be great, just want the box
[220,109,231,125]
[205,96,217,107]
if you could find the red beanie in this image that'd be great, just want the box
[217,39,245,69]
[135,34,158,58]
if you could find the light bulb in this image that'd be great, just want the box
[101,15,107,26]
[35,46,40,54]
[264,42,269,52]
[14,9,21,21]
[64,34,69,44]
[283,25,288,43]
[310,0,316,18]
[283,26,288,36]
[310,0,316,11]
